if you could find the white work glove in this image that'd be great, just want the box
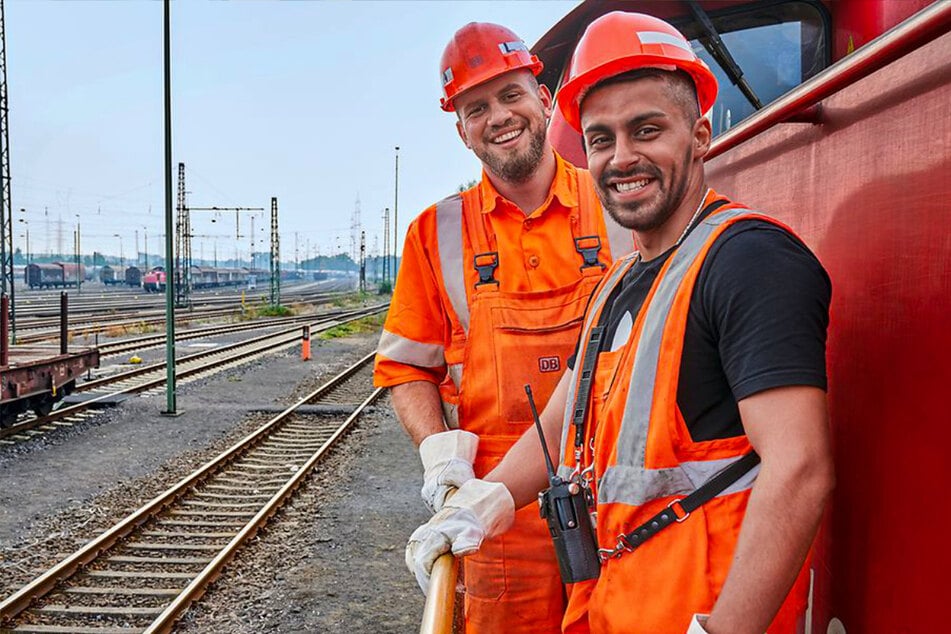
[405,478,515,594]
[419,429,478,513]
[687,615,711,633]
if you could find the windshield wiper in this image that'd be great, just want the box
[687,0,763,110]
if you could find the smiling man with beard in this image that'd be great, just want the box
[405,12,834,634]
[374,21,631,634]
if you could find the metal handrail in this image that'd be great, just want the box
[707,2,951,160]
[419,484,461,634]
[419,552,459,634]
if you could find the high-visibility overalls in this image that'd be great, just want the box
[557,203,810,634]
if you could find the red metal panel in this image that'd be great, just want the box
[831,0,933,60]
[706,31,951,633]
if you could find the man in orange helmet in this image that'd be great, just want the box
[405,11,834,634]
[374,21,631,634]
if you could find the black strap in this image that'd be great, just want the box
[611,451,760,555]
[571,325,604,449]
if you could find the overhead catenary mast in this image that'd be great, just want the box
[0,0,14,337]
[382,206,390,284]
[175,162,189,307]
[350,195,361,267]
[176,163,262,306]
[269,196,279,306]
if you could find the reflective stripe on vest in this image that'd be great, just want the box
[556,256,638,482]
[446,363,463,390]
[435,194,469,333]
[573,209,762,505]
[378,329,445,368]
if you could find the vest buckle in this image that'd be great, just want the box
[473,251,499,287]
[597,533,635,562]
[574,235,605,270]
[667,498,691,522]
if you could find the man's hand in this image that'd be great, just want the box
[419,429,478,513]
[405,479,514,594]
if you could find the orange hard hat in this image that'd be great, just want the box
[439,22,544,112]
[557,11,718,132]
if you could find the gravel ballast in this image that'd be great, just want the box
[0,330,431,632]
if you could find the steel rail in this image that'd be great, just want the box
[95,305,380,358]
[10,286,346,319]
[12,308,240,344]
[75,305,385,392]
[11,289,346,340]
[145,367,384,632]
[707,2,951,160]
[0,351,381,626]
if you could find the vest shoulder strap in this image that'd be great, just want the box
[576,168,634,259]
[435,193,471,333]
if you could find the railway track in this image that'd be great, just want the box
[0,352,383,633]
[93,309,359,359]
[0,304,387,441]
[12,288,348,344]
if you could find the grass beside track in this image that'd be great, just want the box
[319,312,385,340]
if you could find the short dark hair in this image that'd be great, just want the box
[581,68,701,123]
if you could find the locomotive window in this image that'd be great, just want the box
[677,1,829,137]
[550,1,829,139]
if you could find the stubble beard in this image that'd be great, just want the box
[477,122,547,184]
[600,148,692,232]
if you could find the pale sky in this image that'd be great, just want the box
[6,0,580,265]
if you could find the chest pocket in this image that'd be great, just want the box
[490,301,585,427]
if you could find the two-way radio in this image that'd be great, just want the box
[525,384,601,583]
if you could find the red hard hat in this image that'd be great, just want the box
[557,11,718,132]
[439,22,544,112]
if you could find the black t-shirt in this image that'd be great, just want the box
[572,212,831,442]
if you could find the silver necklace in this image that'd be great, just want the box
[634,188,712,263]
[673,188,711,248]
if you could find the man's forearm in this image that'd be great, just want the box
[704,456,831,633]
[706,387,834,634]
[485,372,570,508]
[390,380,448,446]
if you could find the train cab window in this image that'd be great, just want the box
[549,1,829,141]
[676,1,829,136]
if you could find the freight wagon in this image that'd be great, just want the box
[124,265,142,287]
[25,262,85,289]
[98,265,126,285]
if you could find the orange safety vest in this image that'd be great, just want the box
[558,206,809,634]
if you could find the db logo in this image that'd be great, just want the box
[538,356,561,373]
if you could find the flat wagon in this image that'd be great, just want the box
[0,295,99,426]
